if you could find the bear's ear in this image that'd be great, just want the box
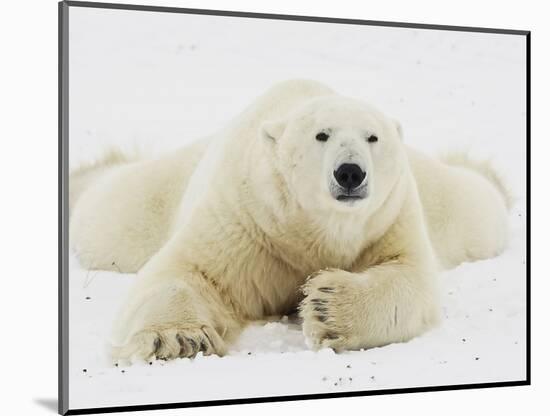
[394,119,403,141]
[260,119,286,142]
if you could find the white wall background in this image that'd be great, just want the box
[0,0,546,415]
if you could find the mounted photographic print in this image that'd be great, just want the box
[59,1,530,414]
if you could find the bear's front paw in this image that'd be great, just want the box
[299,269,364,351]
[112,325,226,363]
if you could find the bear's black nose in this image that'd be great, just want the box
[334,163,366,191]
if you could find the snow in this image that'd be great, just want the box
[67,5,527,411]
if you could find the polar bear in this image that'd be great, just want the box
[69,80,510,360]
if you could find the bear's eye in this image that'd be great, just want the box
[315,132,330,142]
[367,134,378,143]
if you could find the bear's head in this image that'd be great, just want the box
[260,96,407,216]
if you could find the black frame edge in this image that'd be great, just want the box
[63,0,530,35]
[525,31,531,385]
[66,380,530,415]
[59,1,531,414]
[59,1,70,415]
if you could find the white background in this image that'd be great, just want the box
[0,0,546,415]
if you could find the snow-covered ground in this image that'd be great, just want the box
[67,5,527,411]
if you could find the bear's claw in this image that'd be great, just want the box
[299,269,362,351]
[112,325,226,363]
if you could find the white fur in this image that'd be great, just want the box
[69,79,510,361]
